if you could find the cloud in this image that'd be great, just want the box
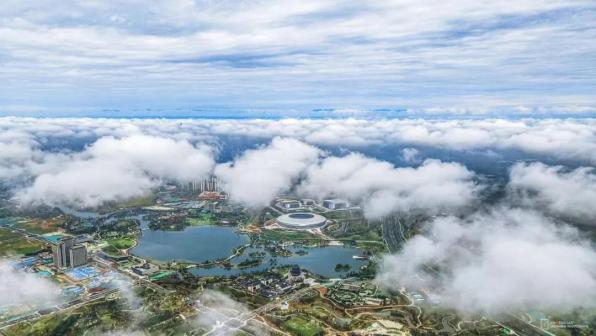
[194,290,267,336]
[214,136,479,217]
[215,137,321,208]
[298,154,480,218]
[17,134,214,208]
[0,1,595,112]
[0,260,61,308]
[2,117,596,165]
[508,162,596,223]
[376,208,596,314]
[400,147,421,163]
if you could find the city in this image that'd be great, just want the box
[1,0,596,335]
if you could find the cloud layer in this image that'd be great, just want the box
[508,162,596,223]
[0,260,61,308]
[17,134,214,208]
[215,137,321,208]
[298,155,479,218]
[377,209,596,314]
[1,0,595,113]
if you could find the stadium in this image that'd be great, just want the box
[276,212,327,230]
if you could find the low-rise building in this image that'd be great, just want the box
[323,199,350,210]
[132,263,160,277]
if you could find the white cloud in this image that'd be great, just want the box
[0,260,61,308]
[508,162,596,223]
[0,0,594,111]
[2,117,596,164]
[215,137,321,208]
[400,147,421,163]
[299,154,480,218]
[194,290,267,336]
[17,134,214,208]
[377,208,596,314]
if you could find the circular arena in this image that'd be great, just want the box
[276,212,327,230]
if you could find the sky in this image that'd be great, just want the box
[1,0,595,116]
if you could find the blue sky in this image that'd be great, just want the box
[0,0,595,117]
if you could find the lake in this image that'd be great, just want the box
[131,225,368,278]
[131,226,250,263]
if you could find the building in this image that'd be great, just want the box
[132,263,160,277]
[363,297,386,306]
[52,236,88,268]
[323,199,350,210]
[52,236,74,268]
[279,200,301,210]
[276,212,327,230]
[300,199,315,206]
[287,265,304,283]
[198,191,225,201]
[69,245,87,268]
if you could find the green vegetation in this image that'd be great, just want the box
[259,229,319,241]
[116,193,156,208]
[355,240,388,254]
[237,258,262,268]
[283,316,325,336]
[185,213,216,226]
[107,237,135,249]
[334,263,351,272]
[0,228,21,241]
[0,228,45,256]
[5,300,130,336]
[101,245,126,256]
[14,217,63,234]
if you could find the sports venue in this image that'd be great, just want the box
[276,212,327,230]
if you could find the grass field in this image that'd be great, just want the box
[107,237,136,249]
[259,229,319,241]
[185,213,216,226]
[0,228,46,256]
[102,245,126,256]
[115,194,156,208]
[283,316,324,336]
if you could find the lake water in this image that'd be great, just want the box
[131,226,250,263]
[190,245,367,278]
[131,225,367,278]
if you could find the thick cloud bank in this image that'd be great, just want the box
[377,209,596,313]
[0,260,61,308]
[215,137,321,208]
[299,154,480,218]
[508,162,596,223]
[17,135,214,208]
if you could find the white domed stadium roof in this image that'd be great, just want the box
[276,212,327,230]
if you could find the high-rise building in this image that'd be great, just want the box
[52,236,74,268]
[69,244,87,268]
[52,236,87,268]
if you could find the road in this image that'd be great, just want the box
[0,289,118,330]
